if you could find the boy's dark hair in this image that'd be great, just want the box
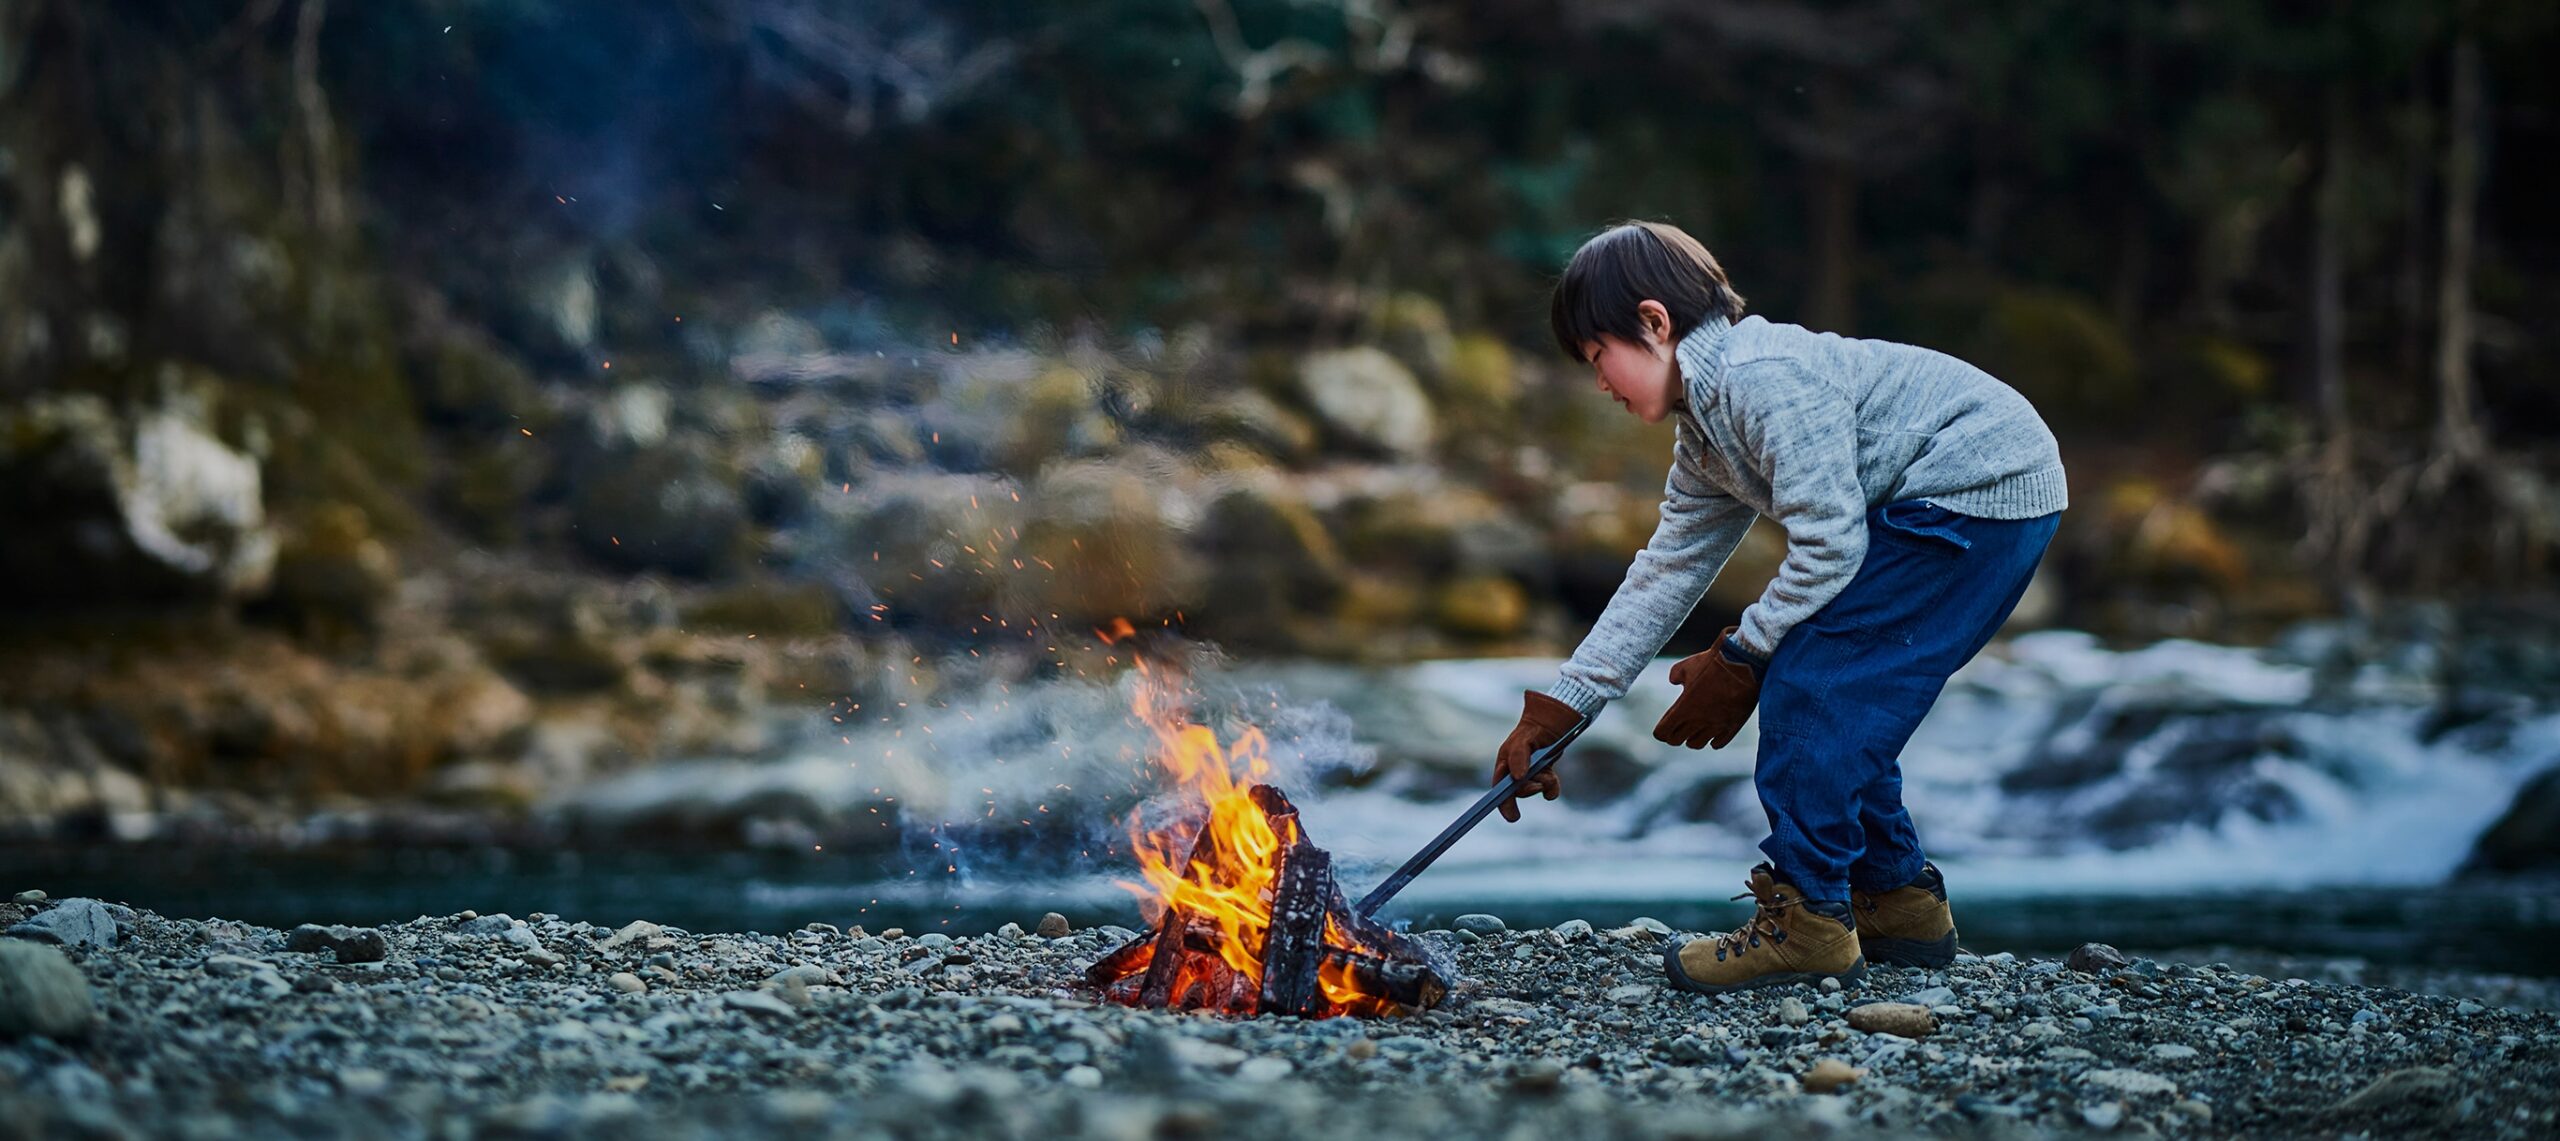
[1549,221,1747,362]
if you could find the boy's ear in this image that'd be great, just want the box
[1637,299,1673,343]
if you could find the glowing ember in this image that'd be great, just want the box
[1087,669,1446,1018]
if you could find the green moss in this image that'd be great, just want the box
[683,580,841,637]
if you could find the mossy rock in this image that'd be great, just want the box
[1195,390,1318,464]
[1340,487,1545,582]
[683,580,841,638]
[1192,484,1345,651]
[1443,333,1518,411]
[567,441,750,579]
[414,332,539,432]
[1432,574,1531,640]
[1002,460,1196,627]
[255,502,399,642]
[1334,572,1424,631]
[1373,292,1456,381]
[444,447,545,546]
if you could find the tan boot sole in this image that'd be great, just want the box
[1661,940,1867,995]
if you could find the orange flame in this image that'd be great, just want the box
[1122,670,1291,981]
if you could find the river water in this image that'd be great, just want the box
[16,629,2558,976]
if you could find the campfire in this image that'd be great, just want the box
[1085,675,1447,1017]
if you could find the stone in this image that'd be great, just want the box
[456,914,518,936]
[2085,1069,2178,1097]
[1845,1002,1936,1038]
[1605,984,1654,1005]
[2082,1101,2124,1130]
[2329,1067,2456,1115]
[284,924,389,964]
[1776,997,1810,1026]
[763,964,839,989]
[1453,914,1506,935]
[723,990,802,1019]
[1801,1058,1861,1094]
[2067,942,2130,973]
[0,941,95,1039]
[995,922,1025,940]
[11,890,42,906]
[1664,1035,1713,1064]
[1626,916,1672,935]
[607,972,647,995]
[1236,1056,1293,1082]
[1296,347,1435,457]
[1511,1059,1565,1094]
[1903,985,1956,1007]
[1036,913,1071,939]
[2149,1043,2200,1062]
[599,921,662,951]
[5,898,121,948]
[1552,919,1593,942]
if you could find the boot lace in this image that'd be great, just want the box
[1711,882,1799,958]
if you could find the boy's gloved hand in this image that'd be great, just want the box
[1492,691,1583,822]
[1654,626,1765,749]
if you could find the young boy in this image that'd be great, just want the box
[1495,221,2066,993]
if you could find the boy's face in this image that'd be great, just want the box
[1578,299,1681,424]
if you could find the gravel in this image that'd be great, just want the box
[0,893,2555,1139]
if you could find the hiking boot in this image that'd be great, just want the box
[1851,862,1958,968]
[1663,864,1865,995]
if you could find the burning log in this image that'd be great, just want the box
[1087,782,1447,1018]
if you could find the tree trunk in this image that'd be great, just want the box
[2311,87,2349,445]
[2432,34,2484,462]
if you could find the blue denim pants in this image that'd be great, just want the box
[1752,498,2061,903]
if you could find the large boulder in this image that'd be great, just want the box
[1193,483,1345,651]
[0,387,277,609]
[256,502,400,641]
[2467,765,2560,874]
[1296,348,1435,458]
[1001,457,1199,627]
[568,438,750,579]
[0,941,96,1039]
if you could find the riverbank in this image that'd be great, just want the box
[4,894,2553,1139]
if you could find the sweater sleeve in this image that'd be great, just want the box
[1548,424,1756,713]
[1724,359,1869,658]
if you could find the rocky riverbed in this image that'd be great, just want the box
[3,892,2555,1140]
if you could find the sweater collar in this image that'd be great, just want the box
[1673,314,1735,415]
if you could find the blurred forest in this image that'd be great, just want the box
[2,1,2558,822]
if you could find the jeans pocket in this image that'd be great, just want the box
[1873,499,1973,557]
[1812,501,1970,645]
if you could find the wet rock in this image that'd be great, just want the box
[1036,913,1071,939]
[1801,1058,1861,1094]
[1845,1002,1935,1038]
[0,941,95,1039]
[284,924,388,964]
[6,898,122,948]
[2067,942,2130,973]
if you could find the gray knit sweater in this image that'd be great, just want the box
[1546,314,2067,713]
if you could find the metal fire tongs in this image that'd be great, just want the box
[1350,712,1594,919]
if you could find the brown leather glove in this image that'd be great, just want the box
[1493,691,1583,823]
[1653,626,1765,749]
